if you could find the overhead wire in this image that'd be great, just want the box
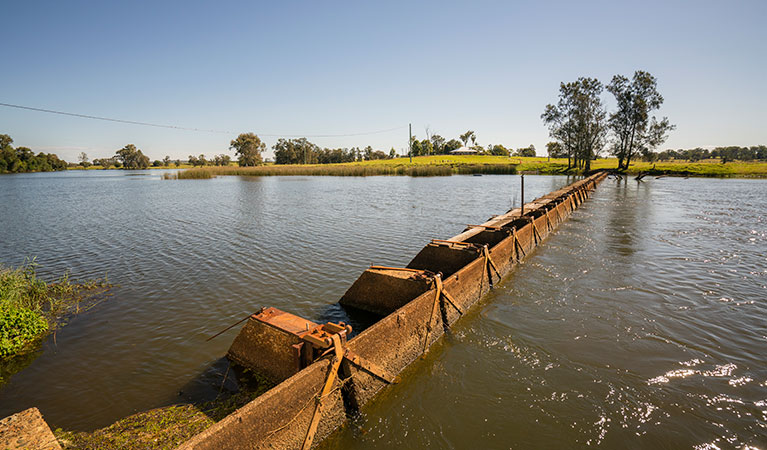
[0,102,406,138]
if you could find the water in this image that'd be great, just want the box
[0,172,765,448]
[0,170,567,430]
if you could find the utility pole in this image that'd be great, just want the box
[409,123,412,163]
[520,174,525,217]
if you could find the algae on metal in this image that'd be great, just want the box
[55,372,274,450]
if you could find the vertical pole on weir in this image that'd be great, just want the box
[409,123,412,163]
[520,174,525,217]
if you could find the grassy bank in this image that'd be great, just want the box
[55,370,274,450]
[0,261,110,363]
[165,155,767,179]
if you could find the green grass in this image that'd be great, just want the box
[0,260,111,363]
[165,155,767,179]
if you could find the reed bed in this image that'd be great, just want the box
[172,163,518,179]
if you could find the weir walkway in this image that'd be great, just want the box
[178,171,608,449]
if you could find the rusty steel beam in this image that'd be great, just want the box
[178,171,609,450]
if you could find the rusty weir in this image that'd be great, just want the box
[179,171,608,450]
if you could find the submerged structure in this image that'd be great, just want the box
[178,172,607,449]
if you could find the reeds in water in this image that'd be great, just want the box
[170,163,518,179]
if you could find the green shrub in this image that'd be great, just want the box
[0,305,48,358]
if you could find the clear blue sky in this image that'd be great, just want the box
[2,0,765,161]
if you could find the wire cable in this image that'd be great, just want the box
[0,102,406,138]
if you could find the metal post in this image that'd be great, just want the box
[409,123,412,163]
[520,174,525,217]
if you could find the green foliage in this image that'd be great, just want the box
[116,144,150,169]
[607,71,674,169]
[542,77,607,171]
[0,305,48,359]
[230,133,265,166]
[514,145,537,157]
[488,144,509,156]
[0,134,68,174]
[0,261,110,361]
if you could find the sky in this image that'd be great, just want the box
[1,0,766,162]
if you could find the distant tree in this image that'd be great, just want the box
[514,146,537,158]
[230,133,265,166]
[607,71,674,170]
[188,155,199,167]
[389,148,397,158]
[489,144,509,156]
[460,130,475,148]
[410,137,423,157]
[93,157,117,169]
[115,144,150,169]
[174,159,181,167]
[198,154,207,166]
[542,77,607,171]
[152,160,162,167]
[163,156,171,167]
[430,135,446,154]
[420,139,433,156]
[546,142,566,159]
[78,152,90,168]
[444,139,462,153]
[273,138,319,164]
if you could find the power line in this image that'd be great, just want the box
[0,102,406,138]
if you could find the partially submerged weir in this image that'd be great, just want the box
[176,172,607,450]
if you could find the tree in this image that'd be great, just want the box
[489,144,509,156]
[273,138,319,165]
[389,148,397,158]
[188,155,199,167]
[542,77,607,172]
[460,130,475,148]
[606,71,674,170]
[163,156,171,167]
[174,159,181,167]
[198,154,207,166]
[230,133,265,166]
[546,142,567,159]
[115,144,150,169]
[93,157,116,169]
[78,152,90,168]
[152,160,162,167]
[514,146,537,157]
[430,135,446,154]
[444,139,462,153]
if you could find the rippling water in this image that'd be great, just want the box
[322,176,767,449]
[1,172,765,448]
[0,170,570,431]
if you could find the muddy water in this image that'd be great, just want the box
[323,177,767,449]
[0,170,569,430]
[1,172,765,448]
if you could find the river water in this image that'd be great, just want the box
[0,171,765,448]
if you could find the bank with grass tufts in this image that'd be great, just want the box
[0,261,110,363]
[163,155,767,180]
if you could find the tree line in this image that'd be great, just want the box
[0,134,67,173]
[655,146,767,163]
[542,70,675,171]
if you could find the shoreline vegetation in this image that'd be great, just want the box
[161,155,767,179]
[55,372,274,450]
[0,260,111,370]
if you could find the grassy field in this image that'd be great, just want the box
[167,155,767,179]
